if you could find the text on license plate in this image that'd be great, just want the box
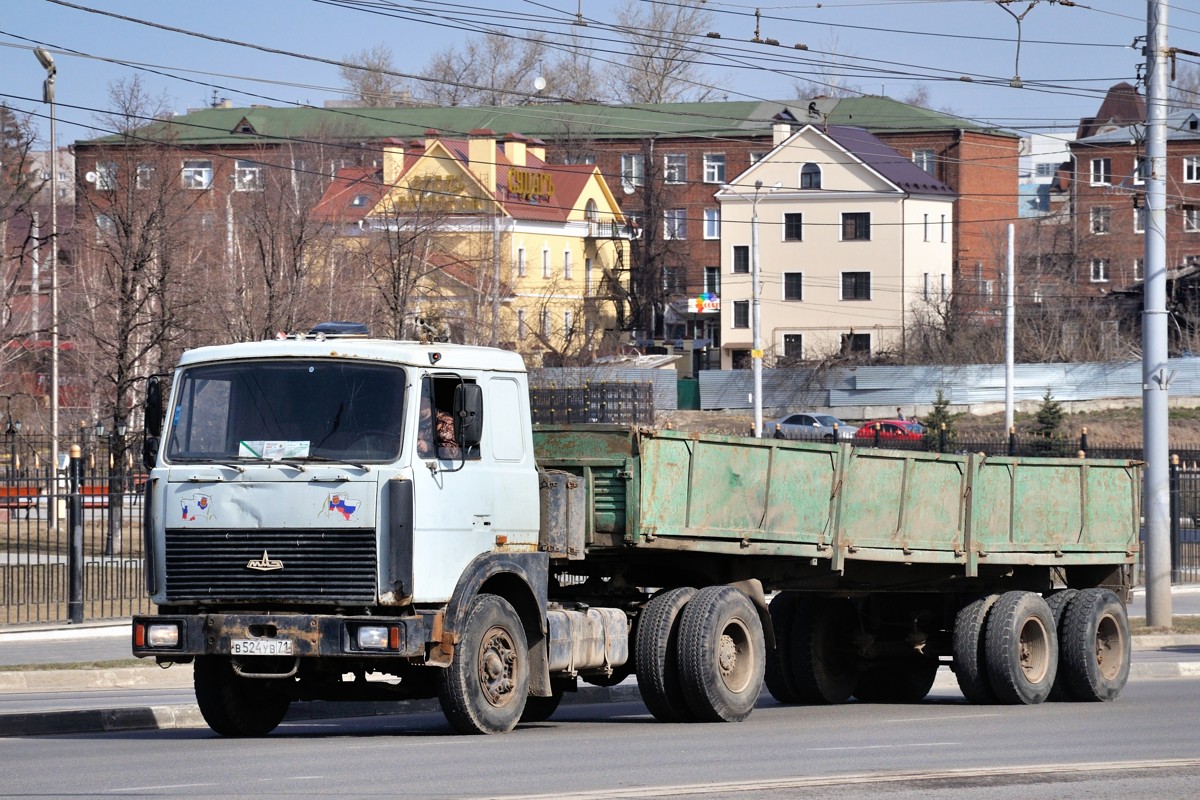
[231,638,293,656]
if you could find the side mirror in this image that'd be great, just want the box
[452,383,484,449]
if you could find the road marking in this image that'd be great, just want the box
[479,758,1200,800]
[808,741,957,752]
[108,784,216,793]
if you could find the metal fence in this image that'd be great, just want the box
[529,382,655,425]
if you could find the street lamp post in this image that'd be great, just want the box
[34,47,60,518]
[721,180,769,437]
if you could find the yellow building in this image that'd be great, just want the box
[314,129,628,365]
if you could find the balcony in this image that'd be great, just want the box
[586,220,624,239]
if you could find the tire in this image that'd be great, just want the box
[677,586,766,722]
[984,591,1058,705]
[1045,588,1080,701]
[1059,588,1131,702]
[952,595,998,704]
[438,593,529,734]
[193,655,291,737]
[854,659,940,703]
[789,597,858,704]
[635,587,697,722]
[519,687,564,723]
[764,592,803,704]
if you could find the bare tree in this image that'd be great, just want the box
[0,105,41,370]
[791,34,864,99]
[339,44,411,108]
[418,31,546,107]
[608,0,715,104]
[1170,62,1200,112]
[545,32,608,104]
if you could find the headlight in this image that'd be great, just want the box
[356,625,390,650]
[146,623,180,648]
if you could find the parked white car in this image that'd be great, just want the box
[768,413,858,441]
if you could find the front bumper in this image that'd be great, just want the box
[131,612,436,661]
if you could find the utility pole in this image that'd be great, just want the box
[1144,0,1172,627]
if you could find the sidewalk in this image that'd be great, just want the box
[2,588,1199,737]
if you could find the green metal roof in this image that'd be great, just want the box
[81,96,1012,148]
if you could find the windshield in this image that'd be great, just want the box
[166,360,407,463]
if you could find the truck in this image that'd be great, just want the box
[132,329,1141,736]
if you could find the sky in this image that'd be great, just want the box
[1,0,1196,149]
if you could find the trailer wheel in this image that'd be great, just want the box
[853,659,940,703]
[519,686,564,723]
[984,591,1057,705]
[438,593,529,734]
[764,592,803,704]
[193,655,291,737]
[1059,588,1131,702]
[635,587,697,722]
[676,586,766,722]
[790,597,858,704]
[1045,588,1079,701]
[952,595,998,704]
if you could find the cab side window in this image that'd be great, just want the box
[417,375,481,460]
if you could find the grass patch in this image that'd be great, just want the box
[1129,616,1200,635]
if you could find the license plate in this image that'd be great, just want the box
[231,638,293,656]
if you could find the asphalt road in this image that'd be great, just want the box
[1,679,1197,799]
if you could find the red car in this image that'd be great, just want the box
[852,419,925,442]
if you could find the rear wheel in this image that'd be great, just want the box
[1059,588,1131,702]
[1045,588,1079,701]
[789,597,858,704]
[764,592,803,704]
[984,591,1057,705]
[677,586,766,722]
[438,593,529,734]
[952,595,998,704]
[193,655,291,737]
[635,587,697,722]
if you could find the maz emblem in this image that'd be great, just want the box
[246,550,283,572]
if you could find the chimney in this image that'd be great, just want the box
[381,137,405,185]
[527,138,547,164]
[773,122,793,146]
[503,133,528,167]
[468,128,498,192]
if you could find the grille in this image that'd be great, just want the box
[164,528,377,603]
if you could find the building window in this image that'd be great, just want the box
[1091,206,1111,235]
[732,245,749,274]
[664,154,687,184]
[783,272,803,301]
[584,199,599,222]
[1133,258,1144,281]
[749,152,768,165]
[1090,157,1113,186]
[841,212,871,241]
[541,309,551,335]
[940,214,947,242]
[95,161,118,191]
[1186,155,1200,183]
[1185,205,1200,233]
[841,332,870,356]
[351,194,370,207]
[662,267,678,293]
[664,208,687,240]
[783,213,803,241]
[841,271,871,300]
[542,249,552,278]
[1135,156,1149,185]
[1090,258,1109,283]
[517,247,527,277]
[800,163,821,189]
[923,214,930,242]
[1135,206,1146,234]
[1035,162,1057,179]
[732,300,749,328]
[783,334,803,360]
[704,266,720,294]
[564,310,573,332]
[585,257,593,291]
[517,309,527,338]
[703,153,726,184]
[564,250,573,279]
[703,208,720,239]
[234,159,263,192]
[912,149,936,175]
[95,213,116,242]
[182,159,214,190]
[620,153,644,191]
[135,163,155,189]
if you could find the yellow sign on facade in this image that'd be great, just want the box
[508,169,555,201]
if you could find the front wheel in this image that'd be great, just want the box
[193,655,291,737]
[438,593,529,734]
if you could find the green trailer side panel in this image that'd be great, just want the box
[838,450,966,554]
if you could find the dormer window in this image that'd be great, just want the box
[350,194,371,207]
[801,162,822,189]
